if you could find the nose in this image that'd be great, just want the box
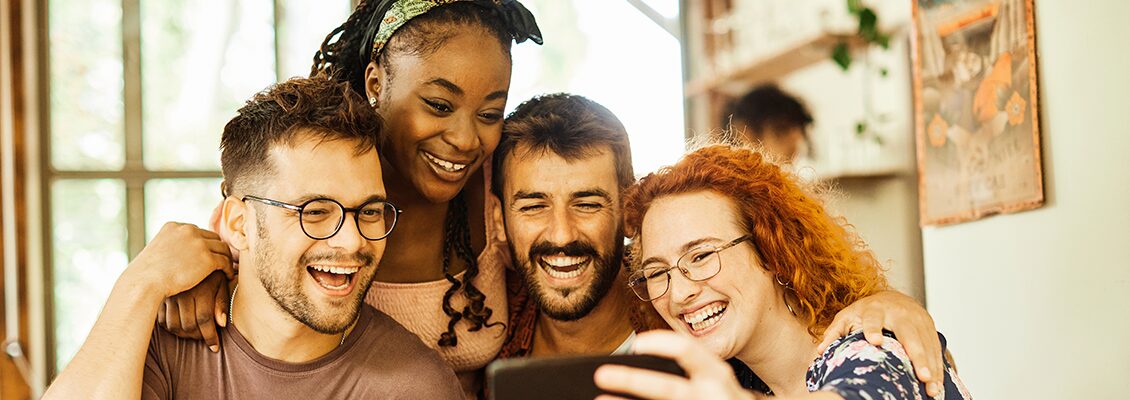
[666,268,702,305]
[442,115,482,153]
[545,206,579,246]
[325,213,365,254]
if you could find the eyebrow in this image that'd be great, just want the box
[639,237,720,267]
[573,189,612,202]
[425,78,508,101]
[511,190,546,201]
[290,194,388,206]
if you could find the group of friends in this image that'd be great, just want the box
[43,0,973,399]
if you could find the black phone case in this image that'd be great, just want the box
[487,354,686,400]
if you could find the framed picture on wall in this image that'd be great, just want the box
[910,0,1044,226]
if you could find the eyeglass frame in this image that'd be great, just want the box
[627,234,754,301]
[241,194,402,241]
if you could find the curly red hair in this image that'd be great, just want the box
[623,145,888,337]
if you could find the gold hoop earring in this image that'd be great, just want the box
[775,274,798,317]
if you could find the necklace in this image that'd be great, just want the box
[229,284,347,347]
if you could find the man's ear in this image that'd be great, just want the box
[222,196,250,252]
[491,197,507,243]
[364,61,384,108]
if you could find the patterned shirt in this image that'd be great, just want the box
[734,331,972,400]
[808,331,972,399]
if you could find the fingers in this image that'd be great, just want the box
[193,296,221,353]
[904,322,944,396]
[860,306,886,346]
[157,298,170,331]
[594,364,687,400]
[817,311,854,353]
[211,253,236,280]
[214,276,230,328]
[174,296,204,340]
[630,331,732,379]
[198,231,232,260]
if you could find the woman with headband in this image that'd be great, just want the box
[161,0,542,396]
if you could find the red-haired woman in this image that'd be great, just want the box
[594,145,971,400]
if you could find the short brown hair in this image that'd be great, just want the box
[493,93,633,199]
[220,76,383,195]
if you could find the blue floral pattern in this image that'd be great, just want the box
[807,331,973,400]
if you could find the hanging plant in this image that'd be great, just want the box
[832,0,892,70]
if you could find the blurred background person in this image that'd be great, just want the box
[722,84,813,163]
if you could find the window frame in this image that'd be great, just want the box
[38,0,356,380]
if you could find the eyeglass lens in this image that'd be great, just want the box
[299,199,397,240]
[631,247,722,301]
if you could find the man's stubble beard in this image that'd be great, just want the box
[253,216,376,334]
[508,226,625,322]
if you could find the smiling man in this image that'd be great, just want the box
[43,77,461,399]
[492,94,650,358]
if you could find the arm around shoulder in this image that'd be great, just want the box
[43,222,233,400]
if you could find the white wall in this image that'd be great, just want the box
[922,1,1130,398]
[782,0,925,302]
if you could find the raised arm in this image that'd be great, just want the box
[43,222,234,400]
[155,201,238,350]
[817,290,944,396]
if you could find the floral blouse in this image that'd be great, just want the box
[730,331,972,399]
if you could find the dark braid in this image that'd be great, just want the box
[438,191,504,347]
[310,0,386,96]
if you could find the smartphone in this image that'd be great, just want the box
[487,354,686,400]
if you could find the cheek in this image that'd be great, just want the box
[479,125,503,154]
[651,298,680,325]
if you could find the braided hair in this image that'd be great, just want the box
[310,0,516,348]
[311,1,514,97]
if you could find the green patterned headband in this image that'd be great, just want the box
[369,0,542,60]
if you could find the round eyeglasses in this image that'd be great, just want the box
[627,235,752,301]
[242,195,402,241]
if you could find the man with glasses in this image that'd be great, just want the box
[44,77,462,399]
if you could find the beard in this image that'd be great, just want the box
[510,235,623,322]
[254,221,377,334]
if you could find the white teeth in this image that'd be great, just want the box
[544,266,584,280]
[310,265,359,275]
[423,152,468,172]
[682,303,727,331]
[543,256,586,267]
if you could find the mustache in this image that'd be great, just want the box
[299,251,376,267]
[528,241,599,262]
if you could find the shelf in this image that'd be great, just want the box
[685,31,869,97]
[819,167,903,182]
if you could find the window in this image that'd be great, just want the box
[45,0,687,375]
[45,0,351,373]
[508,0,685,176]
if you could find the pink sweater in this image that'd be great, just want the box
[364,160,510,396]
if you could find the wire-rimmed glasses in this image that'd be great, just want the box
[627,235,752,301]
[242,195,401,241]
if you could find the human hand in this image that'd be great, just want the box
[817,290,943,396]
[156,271,230,352]
[593,330,755,400]
[127,222,235,300]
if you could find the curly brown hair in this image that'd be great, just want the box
[622,145,888,337]
[220,75,382,196]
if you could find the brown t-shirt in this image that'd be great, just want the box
[142,304,463,399]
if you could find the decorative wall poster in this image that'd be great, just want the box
[910,0,1044,225]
